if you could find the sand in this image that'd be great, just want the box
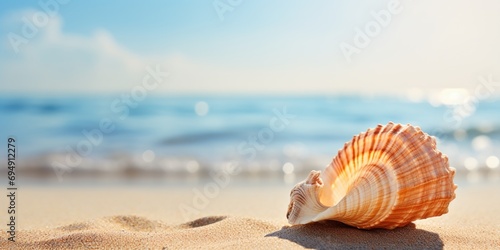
[1,182,499,249]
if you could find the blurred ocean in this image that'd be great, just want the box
[1,95,499,183]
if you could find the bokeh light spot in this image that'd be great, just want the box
[186,160,200,173]
[195,101,209,116]
[471,135,491,151]
[282,162,294,175]
[464,157,478,171]
[142,150,155,163]
[486,156,499,169]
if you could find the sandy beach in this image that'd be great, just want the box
[1,180,499,249]
[2,0,500,249]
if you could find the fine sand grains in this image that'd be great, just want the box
[1,184,499,249]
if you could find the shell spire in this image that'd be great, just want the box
[286,122,457,229]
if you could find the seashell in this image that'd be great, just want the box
[286,122,457,229]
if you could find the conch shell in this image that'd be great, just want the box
[287,122,456,229]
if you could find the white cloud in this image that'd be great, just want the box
[1,11,148,93]
[1,1,500,97]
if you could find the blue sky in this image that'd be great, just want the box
[1,0,500,97]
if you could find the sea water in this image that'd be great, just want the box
[1,94,499,183]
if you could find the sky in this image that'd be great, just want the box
[1,0,500,97]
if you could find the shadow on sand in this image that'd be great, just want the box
[266,221,443,250]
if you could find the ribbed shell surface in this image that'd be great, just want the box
[289,122,457,229]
